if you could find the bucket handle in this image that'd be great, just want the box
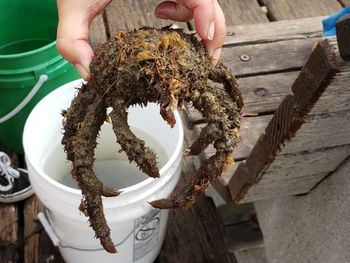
[37,210,134,251]
[0,74,48,124]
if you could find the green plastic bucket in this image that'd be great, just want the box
[0,0,79,154]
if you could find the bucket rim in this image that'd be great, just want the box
[0,40,56,59]
[23,79,184,197]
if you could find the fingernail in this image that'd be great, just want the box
[212,48,221,61]
[75,64,90,81]
[207,21,215,40]
[155,11,169,20]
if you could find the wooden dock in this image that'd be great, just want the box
[1,0,350,262]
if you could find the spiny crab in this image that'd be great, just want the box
[62,27,243,253]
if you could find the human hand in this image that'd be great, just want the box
[155,0,226,62]
[56,0,112,80]
[56,0,226,81]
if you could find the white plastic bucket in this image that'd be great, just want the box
[23,79,184,263]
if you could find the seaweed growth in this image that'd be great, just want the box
[62,27,243,253]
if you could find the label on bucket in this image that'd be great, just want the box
[133,209,161,261]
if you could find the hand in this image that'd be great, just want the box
[155,0,226,61]
[56,0,112,80]
[56,0,226,81]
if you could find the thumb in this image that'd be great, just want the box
[56,1,95,80]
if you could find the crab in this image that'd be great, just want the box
[62,27,243,253]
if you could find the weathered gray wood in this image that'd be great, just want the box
[262,0,341,20]
[234,245,267,263]
[0,204,18,263]
[238,72,296,114]
[310,71,350,115]
[219,143,350,182]
[262,144,350,181]
[221,38,316,77]
[340,0,350,6]
[225,16,323,46]
[105,0,187,36]
[225,40,341,203]
[211,145,350,203]
[89,14,107,49]
[218,0,268,26]
[292,40,338,112]
[241,173,327,203]
[159,127,237,263]
[24,196,42,263]
[281,110,350,154]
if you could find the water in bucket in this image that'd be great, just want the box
[43,127,169,190]
[23,80,183,263]
[0,0,79,153]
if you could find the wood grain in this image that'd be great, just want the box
[89,14,107,49]
[225,40,341,203]
[0,204,18,263]
[221,144,350,203]
[159,127,237,263]
[23,196,42,263]
[262,0,342,20]
[225,16,323,46]
[105,0,188,36]
[218,0,268,26]
[281,110,350,154]
[340,0,350,6]
[221,38,316,77]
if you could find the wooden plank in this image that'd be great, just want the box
[218,0,268,26]
[225,40,339,202]
[89,14,107,49]
[336,14,350,61]
[23,196,43,263]
[219,143,349,182]
[159,196,237,263]
[310,71,350,115]
[225,16,323,46]
[105,0,188,36]
[222,38,316,77]
[281,110,350,154]
[238,72,296,114]
[292,40,338,112]
[183,71,295,129]
[212,144,350,203]
[261,144,350,181]
[159,127,237,263]
[262,0,342,20]
[241,173,327,203]
[340,0,350,6]
[0,204,18,263]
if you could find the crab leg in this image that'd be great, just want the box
[186,90,230,156]
[66,91,120,253]
[109,99,160,178]
[149,151,228,209]
[62,84,98,161]
[150,85,237,209]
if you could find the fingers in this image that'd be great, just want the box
[56,0,111,80]
[203,0,226,62]
[155,1,193,21]
[155,0,226,61]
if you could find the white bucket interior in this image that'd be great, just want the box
[23,79,184,263]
